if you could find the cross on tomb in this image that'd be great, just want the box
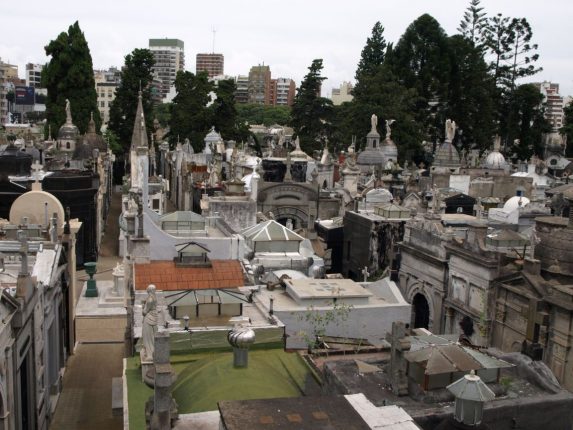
[361,266,370,282]
[31,161,43,183]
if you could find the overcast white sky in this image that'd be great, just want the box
[2,0,572,97]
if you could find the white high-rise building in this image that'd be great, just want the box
[149,38,185,100]
[25,63,44,88]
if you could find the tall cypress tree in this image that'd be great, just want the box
[42,21,100,136]
[108,48,155,153]
[354,22,387,99]
[290,59,333,153]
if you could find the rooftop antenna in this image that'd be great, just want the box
[212,28,216,53]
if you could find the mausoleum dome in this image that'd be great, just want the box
[503,196,530,212]
[357,149,385,166]
[433,141,460,167]
[82,114,107,152]
[484,150,507,169]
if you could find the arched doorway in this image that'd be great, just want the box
[412,293,430,329]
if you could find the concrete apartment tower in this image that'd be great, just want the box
[248,64,271,105]
[196,53,224,77]
[149,38,185,100]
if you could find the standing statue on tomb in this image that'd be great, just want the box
[65,99,72,124]
[385,119,395,139]
[371,114,378,132]
[445,119,456,142]
[142,284,159,361]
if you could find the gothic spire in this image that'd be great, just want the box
[131,90,148,150]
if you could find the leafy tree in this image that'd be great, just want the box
[334,65,423,163]
[42,21,101,136]
[236,104,291,126]
[502,84,550,160]
[390,14,451,141]
[169,71,214,152]
[290,59,334,153]
[296,302,353,352]
[561,103,573,157]
[446,35,495,152]
[354,21,387,99]
[211,79,250,142]
[458,0,488,48]
[103,129,122,155]
[153,102,172,128]
[108,48,155,153]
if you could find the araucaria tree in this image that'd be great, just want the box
[458,0,488,48]
[290,59,333,153]
[108,49,155,153]
[42,21,100,136]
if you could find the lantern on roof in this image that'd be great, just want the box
[447,370,495,426]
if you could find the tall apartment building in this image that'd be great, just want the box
[149,38,185,100]
[94,68,121,128]
[196,53,224,77]
[25,63,44,88]
[0,59,18,124]
[273,78,296,106]
[248,65,271,105]
[331,81,354,105]
[235,75,249,104]
[534,81,565,129]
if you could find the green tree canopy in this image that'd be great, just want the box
[390,14,451,141]
[236,104,291,127]
[211,79,250,142]
[108,48,155,153]
[503,84,550,160]
[290,59,334,153]
[42,21,100,136]
[446,35,495,152]
[354,22,387,99]
[169,71,214,152]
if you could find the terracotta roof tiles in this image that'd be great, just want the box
[134,260,244,291]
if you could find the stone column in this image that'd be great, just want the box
[148,332,177,430]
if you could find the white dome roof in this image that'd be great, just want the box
[485,151,507,169]
[503,196,530,212]
[365,188,393,204]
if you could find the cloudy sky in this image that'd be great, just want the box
[2,0,572,97]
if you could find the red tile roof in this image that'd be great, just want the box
[134,260,244,291]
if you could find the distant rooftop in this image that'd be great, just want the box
[149,38,184,48]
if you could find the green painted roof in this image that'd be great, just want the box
[125,348,312,428]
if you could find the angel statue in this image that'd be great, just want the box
[445,119,456,142]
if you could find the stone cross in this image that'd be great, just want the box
[361,266,370,282]
[31,161,43,179]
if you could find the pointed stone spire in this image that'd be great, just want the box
[87,112,96,134]
[131,91,149,150]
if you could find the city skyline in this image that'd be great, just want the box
[1,0,572,97]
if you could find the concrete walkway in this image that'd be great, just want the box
[49,344,124,430]
[51,192,125,430]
